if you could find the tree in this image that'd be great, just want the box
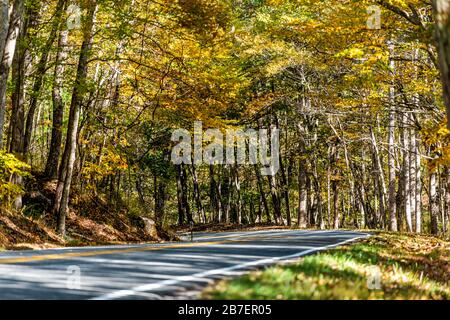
[54,0,97,236]
[0,0,24,149]
[433,0,450,130]
[0,0,9,73]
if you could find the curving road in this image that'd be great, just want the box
[0,230,369,300]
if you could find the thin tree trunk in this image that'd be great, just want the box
[23,0,66,156]
[8,16,28,154]
[154,177,166,230]
[267,170,282,225]
[234,165,242,225]
[176,165,186,225]
[255,164,270,223]
[298,158,308,228]
[388,42,398,231]
[396,166,405,232]
[311,157,325,229]
[136,174,147,212]
[402,113,413,232]
[0,0,24,149]
[444,166,450,234]
[415,137,422,233]
[45,28,68,179]
[275,115,291,226]
[209,165,220,222]
[369,126,387,227]
[327,150,332,229]
[191,163,205,223]
[410,129,417,231]
[332,178,340,229]
[182,164,192,223]
[432,0,450,130]
[0,0,9,60]
[430,170,440,235]
[54,0,97,236]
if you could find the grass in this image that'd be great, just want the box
[202,232,450,300]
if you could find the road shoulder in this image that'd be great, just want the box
[202,232,450,300]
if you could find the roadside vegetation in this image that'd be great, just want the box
[203,233,450,300]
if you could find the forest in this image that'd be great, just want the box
[1,0,450,243]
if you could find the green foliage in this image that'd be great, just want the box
[0,152,31,205]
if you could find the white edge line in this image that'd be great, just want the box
[91,233,371,300]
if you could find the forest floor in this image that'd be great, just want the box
[202,232,450,300]
[0,178,168,250]
[0,206,162,251]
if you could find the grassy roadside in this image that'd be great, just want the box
[202,232,450,300]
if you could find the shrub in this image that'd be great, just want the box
[0,151,31,207]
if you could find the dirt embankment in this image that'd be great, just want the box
[0,178,176,251]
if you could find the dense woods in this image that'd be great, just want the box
[0,0,449,239]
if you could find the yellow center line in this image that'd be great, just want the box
[0,234,291,265]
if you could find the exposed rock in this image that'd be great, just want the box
[141,217,158,239]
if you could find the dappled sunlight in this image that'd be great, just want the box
[203,233,450,300]
[0,230,366,299]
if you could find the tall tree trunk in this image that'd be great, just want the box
[0,0,8,60]
[209,165,220,223]
[311,157,325,229]
[396,166,405,232]
[388,42,398,231]
[432,0,450,130]
[332,178,340,229]
[326,151,332,228]
[410,129,417,231]
[369,126,387,227]
[154,176,166,231]
[275,115,291,226]
[23,0,66,156]
[430,170,440,235]
[44,28,68,179]
[402,113,413,232]
[191,163,205,223]
[181,164,192,223]
[359,149,370,228]
[415,137,422,233]
[233,165,242,225]
[267,171,282,225]
[8,17,27,154]
[440,169,447,234]
[255,164,270,223]
[297,158,308,228]
[54,0,97,236]
[329,142,340,229]
[136,174,147,212]
[279,150,291,226]
[8,0,40,154]
[445,166,450,234]
[176,165,186,225]
[0,0,24,149]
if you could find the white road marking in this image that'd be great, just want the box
[92,233,370,300]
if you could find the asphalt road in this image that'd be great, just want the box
[0,230,369,300]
